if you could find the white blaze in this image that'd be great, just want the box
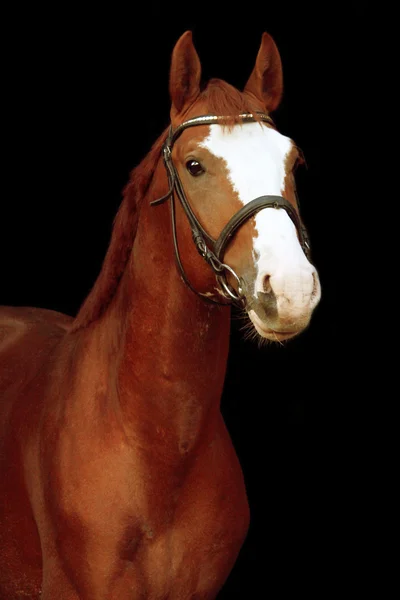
[200,122,291,201]
[200,122,314,298]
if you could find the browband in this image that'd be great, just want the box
[167,112,275,148]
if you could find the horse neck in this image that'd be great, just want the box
[79,159,231,444]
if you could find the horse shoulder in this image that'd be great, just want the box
[0,306,72,403]
[130,419,250,595]
[0,307,74,598]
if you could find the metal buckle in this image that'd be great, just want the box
[193,235,208,258]
[163,145,172,162]
[217,264,246,304]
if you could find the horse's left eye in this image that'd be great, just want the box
[186,160,205,177]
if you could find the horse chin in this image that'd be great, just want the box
[247,309,305,343]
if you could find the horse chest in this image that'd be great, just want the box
[31,421,249,598]
[116,440,250,597]
[124,512,247,598]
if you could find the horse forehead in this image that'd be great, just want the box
[199,122,291,155]
[199,123,293,203]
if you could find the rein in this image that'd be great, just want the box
[151,112,311,307]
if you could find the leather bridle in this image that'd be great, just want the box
[151,112,311,307]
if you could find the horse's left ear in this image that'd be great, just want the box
[244,32,283,112]
[169,31,201,120]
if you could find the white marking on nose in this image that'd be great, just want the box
[200,122,292,202]
[252,208,312,291]
[200,122,318,308]
[200,123,308,271]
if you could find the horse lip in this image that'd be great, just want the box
[255,324,298,340]
[248,309,301,340]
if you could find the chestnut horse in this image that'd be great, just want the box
[0,32,321,599]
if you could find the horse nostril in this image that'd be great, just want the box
[263,275,272,294]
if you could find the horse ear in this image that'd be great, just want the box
[169,31,201,119]
[244,33,283,112]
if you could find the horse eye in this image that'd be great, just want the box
[186,160,205,177]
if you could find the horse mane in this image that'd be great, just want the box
[72,79,263,331]
[71,128,169,331]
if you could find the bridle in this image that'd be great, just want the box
[151,112,311,307]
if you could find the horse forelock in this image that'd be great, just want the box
[198,79,265,125]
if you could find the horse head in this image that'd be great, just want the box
[154,31,321,342]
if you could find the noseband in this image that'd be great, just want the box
[151,112,311,307]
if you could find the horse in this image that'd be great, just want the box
[0,31,321,599]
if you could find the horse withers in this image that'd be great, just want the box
[0,31,320,599]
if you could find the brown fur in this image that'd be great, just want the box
[72,79,267,332]
[244,32,283,111]
[199,79,264,125]
[0,31,314,600]
[71,129,168,331]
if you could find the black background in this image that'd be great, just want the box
[1,4,363,597]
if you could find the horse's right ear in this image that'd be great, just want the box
[169,31,201,120]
